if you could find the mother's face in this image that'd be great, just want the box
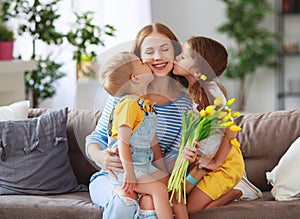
[140,32,175,77]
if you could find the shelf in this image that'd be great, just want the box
[275,0,300,110]
[282,12,300,15]
[282,52,300,56]
[0,60,37,106]
[278,92,300,98]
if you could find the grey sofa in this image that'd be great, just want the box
[0,108,299,219]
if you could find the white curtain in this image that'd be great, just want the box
[71,0,152,110]
[10,0,152,109]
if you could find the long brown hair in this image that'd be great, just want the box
[132,22,188,88]
[186,36,228,111]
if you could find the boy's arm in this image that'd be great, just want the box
[151,136,168,173]
[200,128,236,170]
[118,125,136,194]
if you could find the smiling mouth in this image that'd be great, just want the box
[152,62,168,71]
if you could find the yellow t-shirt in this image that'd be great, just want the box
[110,97,155,138]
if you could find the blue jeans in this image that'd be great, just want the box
[89,171,157,219]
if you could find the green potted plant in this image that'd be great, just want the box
[218,0,280,111]
[66,11,116,79]
[1,0,116,106]
[0,22,14,60]
[1,0,65,108]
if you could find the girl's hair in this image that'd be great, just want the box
[132,22,188,88]
[100,51,139,97]
[186,36,228,111]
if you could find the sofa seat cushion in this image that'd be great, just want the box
[0,192,103,219]
[190,192,300,219]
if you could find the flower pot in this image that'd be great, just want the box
[0,41,14,61]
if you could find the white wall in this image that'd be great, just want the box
[151,0,286,112]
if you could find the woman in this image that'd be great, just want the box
[85,22,193,219]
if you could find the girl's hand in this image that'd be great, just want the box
[122,171,136,194]
[93,148,123,179]
[182,141,200,162]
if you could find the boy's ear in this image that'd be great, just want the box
[130,73,139,83]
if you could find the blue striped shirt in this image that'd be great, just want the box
[85,93,193,162]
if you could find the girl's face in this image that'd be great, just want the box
[174,42,199,79]
[140,32,175,77]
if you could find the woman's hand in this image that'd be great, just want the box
[122,170,136,194]
[88,144,123,179]
[182,141,200,163]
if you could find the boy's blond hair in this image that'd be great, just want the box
[100,51,140,97]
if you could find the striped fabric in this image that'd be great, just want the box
[85,93,193,161]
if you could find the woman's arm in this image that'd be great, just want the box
[85,95,123,176]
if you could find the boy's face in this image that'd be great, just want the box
[133,60,154,85]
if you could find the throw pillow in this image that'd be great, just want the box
[266,136,300,201]
[0,100,30,121]
[0,108,87,195]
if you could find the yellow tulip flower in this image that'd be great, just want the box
[205,105,216,114]
[218,111,228,119]
[224,113,232,121]
[226,98,235,106]
[230,138,240,147]
[229,124,242,132]
[231,111,240,118]
[214,96,223,106]
[224,121,234,127]
[200,109,206,117]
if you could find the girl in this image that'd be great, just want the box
[174,36,245,212]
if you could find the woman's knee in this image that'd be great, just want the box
[103,190,138,219]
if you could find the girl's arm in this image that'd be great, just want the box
[118,125,136,194]
[151,136,168,173]
[200,128,236,170]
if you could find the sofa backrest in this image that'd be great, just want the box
[29,108,300,191]
[235,109,300,191]
[28,108,102,186]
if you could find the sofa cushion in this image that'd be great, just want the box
[0,108,86,195]
[0,192,103,219]
[66,109,102,185]
[0,100,30,121]
[234,109,300,191]
[266,136,300,201]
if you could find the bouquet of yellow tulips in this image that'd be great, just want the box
[167,96,241,204]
